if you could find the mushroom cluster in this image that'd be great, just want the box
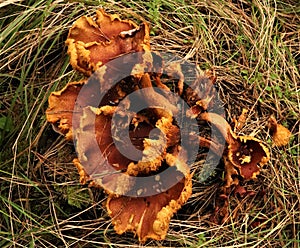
[46,9,271,242]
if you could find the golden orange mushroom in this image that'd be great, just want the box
[46,7,274,243]
[46,80,86,140]
[106,173,192,243]
[268,115,292,147]
[198,112,270,183]
[66,9,150,75]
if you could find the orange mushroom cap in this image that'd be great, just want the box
[46,80,86,140]
[199,112,270,181]
[106,172,192,243]
[66,9,150,75]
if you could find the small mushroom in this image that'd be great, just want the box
[199,112,270,182]
[228,135,269,179]
[268,115,292,147]
[233,108,248,131]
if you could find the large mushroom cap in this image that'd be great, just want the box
[66,8,150,75]
[106,172,192,243]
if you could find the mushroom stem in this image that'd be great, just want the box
[199,112,236,145]
[198,136,223,157]
[138,73,178,115]
[153,75,171,92]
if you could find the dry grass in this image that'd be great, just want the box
[0,0,299,247]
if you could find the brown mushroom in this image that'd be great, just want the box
[268,115,292,147]
[46,80,86,140]
[70,101,192,242]
[106,172,192,243]
[199,112,270,182]
[47,7,274,242]
[233,108,248,131]
[66,8,150,75]
[228,135,269,179]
